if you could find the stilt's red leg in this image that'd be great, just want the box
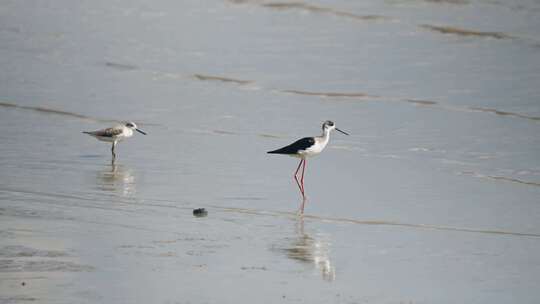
[300,196,306,214]
[293,159,304,196]
[300,158,307,196]
[299,159,307,214]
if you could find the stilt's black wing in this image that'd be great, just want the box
[267,137,315,155]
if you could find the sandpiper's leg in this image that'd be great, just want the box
[293,159,304,197]
[111,141,117,161]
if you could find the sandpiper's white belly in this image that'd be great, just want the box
[94,134,128,143]
[94,136,118,143]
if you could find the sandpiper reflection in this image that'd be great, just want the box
[96,163,136,196]
[280,218,336,281]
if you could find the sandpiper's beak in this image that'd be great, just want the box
[336,128,349,135]
[136,128,147,135]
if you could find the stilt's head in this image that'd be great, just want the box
[125,122,147,135]
[322,120,349,135]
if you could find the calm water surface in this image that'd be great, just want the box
[1,0,540,303]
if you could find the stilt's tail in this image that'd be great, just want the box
[267,137,314,155]
[267,146,298,155]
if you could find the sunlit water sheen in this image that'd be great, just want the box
[1,0,540,303]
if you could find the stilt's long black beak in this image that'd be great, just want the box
[336,128,349,135]
[136,128,147,135]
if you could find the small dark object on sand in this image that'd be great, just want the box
[21,282,26,286]
[193,208,208,217]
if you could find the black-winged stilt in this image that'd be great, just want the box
[267,120,349,214]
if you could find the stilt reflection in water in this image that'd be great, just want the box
[275,218,336,281]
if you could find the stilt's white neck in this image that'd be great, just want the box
[320,128,331,145]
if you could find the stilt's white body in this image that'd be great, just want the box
[296,129,331,159]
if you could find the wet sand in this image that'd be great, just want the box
[1,0,540,303]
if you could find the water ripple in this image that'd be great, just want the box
[0,101,160,126]
[420,24,514,39]
[281,89,377,98]
[103,61,140,71]
[0,259,94,273]
[458,171,540,187]
[193,74,253,85]
[0,246,68,258]
[0,101,117,123]
[260,2,391,21]
[406,99,540,122]
[217,206,540,238]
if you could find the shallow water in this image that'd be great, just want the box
[1,0,540,303]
